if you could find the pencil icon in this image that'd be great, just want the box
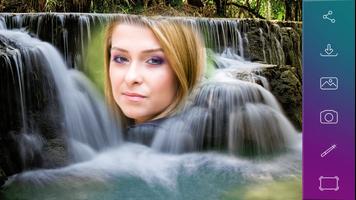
[321,144,337,158]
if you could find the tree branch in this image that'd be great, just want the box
[227,2,265,19]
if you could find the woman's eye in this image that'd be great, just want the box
[147,57,164,65]
[113,56,129,64]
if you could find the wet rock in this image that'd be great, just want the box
[244,19,302,71]
[41,138,70,168]
[246,29,266,62]
[216,19,302,130]
[260,66,302,130]
[0,167,6,186]
[233,20,302,130]
[280,26,302,80]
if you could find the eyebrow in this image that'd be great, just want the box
[111,47,163,53]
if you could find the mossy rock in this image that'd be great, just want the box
[261,66,302,130]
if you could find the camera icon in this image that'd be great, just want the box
[320,110,338,124]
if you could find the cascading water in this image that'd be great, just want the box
[0,29,123,164]
[2,143,301,200]
[0,13,107,69]
[0,13,297,69]
[0,17,5,29]
[151,77,297,156]
[214,47,275,69]
[259,28,267,62]
[0,14,302,200]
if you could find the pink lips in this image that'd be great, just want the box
[122,92,146,102]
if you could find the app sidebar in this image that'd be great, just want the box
[303,0,355,199]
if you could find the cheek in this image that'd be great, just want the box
[150,69,177,104]
[109,65,124,95]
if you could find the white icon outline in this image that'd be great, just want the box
[323,10,336,23]
[320,110,338,125]
[320,144,337,158]
[319,176,340,191]
[320,44,338,57]
[320,77,338,90]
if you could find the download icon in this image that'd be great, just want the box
[320,44,338,57]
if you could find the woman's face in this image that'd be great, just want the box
[109,24,177,124]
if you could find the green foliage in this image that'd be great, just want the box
[272,0,286,20]
[205,48,216,79]
[45,0,60,12]
[83,25,106,94]
[168,0,184,7]
[266,0,285,20]
[222,177,302,200]
[226,0,287,20]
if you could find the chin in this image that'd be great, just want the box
[122,110,146,120]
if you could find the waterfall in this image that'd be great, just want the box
[0,14,300,159]
[152,76,297,157]
[214,48,270,69]
[0,13,298,69]
[213,48,273,89]
[0,14,302,199]
[272,23,286,65]
[237,30,244,58]
[0,29,123,165]
[0,16,6,29]
[259,28,267,62]
[0,13,107,69]
[227,103,295,156]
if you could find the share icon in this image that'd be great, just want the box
[323,10,336,23]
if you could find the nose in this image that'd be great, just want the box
[124,61,143,85]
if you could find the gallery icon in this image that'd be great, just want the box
[320,44,338,57]
[323,10,336,23]
[320,77,338,90]
[319,176,340,191]
[320,110,338,125]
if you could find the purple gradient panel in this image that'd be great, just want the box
[304,51,355,199]
[303,1,355,200]
[304,79,355,199]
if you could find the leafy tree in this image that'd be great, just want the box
[0,0,301,21]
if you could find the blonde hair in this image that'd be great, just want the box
[104,16,205,128]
